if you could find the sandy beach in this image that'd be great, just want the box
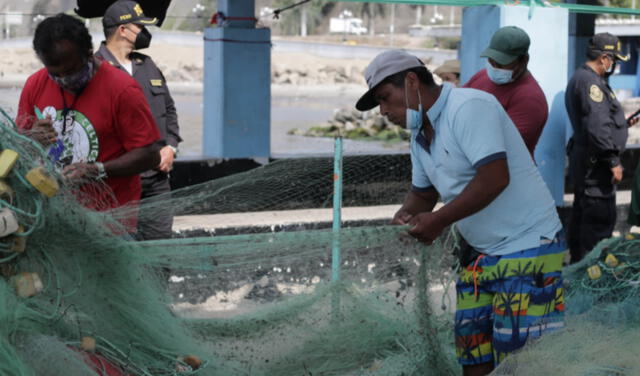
[2,35,640,154]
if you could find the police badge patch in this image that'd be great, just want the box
[589,84,603,103]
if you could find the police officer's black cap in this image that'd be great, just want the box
[588,33,629,61]
[103,0,158,28]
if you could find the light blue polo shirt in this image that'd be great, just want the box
[411,83,561,256]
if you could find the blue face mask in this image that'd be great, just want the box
[486,61,513,85]
[405,83,423,130]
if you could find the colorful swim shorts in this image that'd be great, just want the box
[454,232,566,366]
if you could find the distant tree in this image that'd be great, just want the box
[409,5,424,25]
[169,0,218,32]
[357,2,386,36]
[609,0,636,8]
[600,0,638,19]
[273,0,333,36]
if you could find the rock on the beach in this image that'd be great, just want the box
[298,107,410,142]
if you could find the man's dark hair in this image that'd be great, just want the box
[380,66,436,89]
[586,49,606,61]
[104,25,119,40]
[33,13,93,66]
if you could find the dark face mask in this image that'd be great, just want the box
[133,27,152,50]
[49,59,93,94]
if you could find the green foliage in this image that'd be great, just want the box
[610,0,635,8]
[357,2,387,19]
[167,0,217,32]
[272,0,332,35]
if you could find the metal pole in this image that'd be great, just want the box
[331,137,343,320]
[331,137,343,283]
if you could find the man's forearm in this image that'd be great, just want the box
[102,143,161,177]
[433,158,509,228]
[401,188,439,215]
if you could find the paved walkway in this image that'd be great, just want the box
[173,204,399,231]
[173,191,634,232]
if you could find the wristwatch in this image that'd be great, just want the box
[94,162,107,180]
[169,145,178,157]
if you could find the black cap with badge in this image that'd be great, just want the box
[588,33,629,62]
[102,0,158,28]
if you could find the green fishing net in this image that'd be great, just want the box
[494,235,640,375]
[0,108,463,375]
[4,103,640,375]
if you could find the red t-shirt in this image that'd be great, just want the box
[464,69,548,157]
[17,62,160,226]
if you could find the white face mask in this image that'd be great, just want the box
[486,61,513,85]
[604,56,616,76]
[404,81,423,130]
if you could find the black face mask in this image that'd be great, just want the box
[133,27,152,50]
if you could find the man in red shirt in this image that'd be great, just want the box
[17,13,160,231]
[464,26,548,158]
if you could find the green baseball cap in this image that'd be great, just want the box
[480,26,530,65]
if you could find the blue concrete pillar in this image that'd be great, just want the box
[203,0,271,158]
[218,0,256,28]
[461,5,570,206]
[459,6,500,84]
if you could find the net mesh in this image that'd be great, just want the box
[494,236,640,375]
[2,104,638,375]
[0,108,462,375]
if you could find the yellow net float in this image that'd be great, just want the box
[1,225,27,253]
[587,265,602,280]
[0,150,18,178]
[0,180,14,204]
[605,253,619,268]
[80,336,96,352]
[26,166,59,198]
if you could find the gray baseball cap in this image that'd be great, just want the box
[356,50,424,111]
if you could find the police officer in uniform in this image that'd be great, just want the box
[565,33,635,263]
[96,0,182,240]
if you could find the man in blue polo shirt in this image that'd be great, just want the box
[356,50,565,375]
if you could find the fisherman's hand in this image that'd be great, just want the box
[407,212,445,245]
[391,209,413,225]
[29,117,57,146]
[158,145,175,173]
[611,165,624,185]
[629,116,640,127]
[62,163,98,182]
